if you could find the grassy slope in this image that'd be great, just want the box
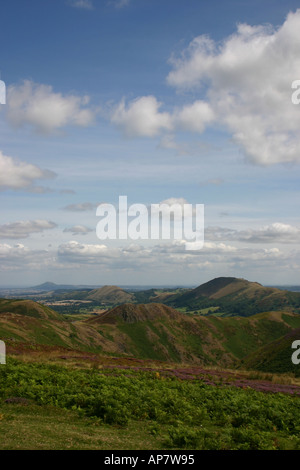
[2,298,300,372]
[244,325,300,376]
[86,286,134,303]
[166,277,300,316]
[86,303,300,367]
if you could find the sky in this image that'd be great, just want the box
[0,0,300,287]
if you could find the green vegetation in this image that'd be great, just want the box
[166,277,300,316]
[244,328,300,377]
[1,359,300,450]
[2,297,300,367]
[0,402,162,450]
[2,276,300,450]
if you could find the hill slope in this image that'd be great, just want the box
[244,325,300,376]
[167,277,300,316]
[86,285,134,304]
[2,297,300,372]
[87,303,300,366]
[0,298,117,354]
[88,303,182,324]
[0,299,60,320]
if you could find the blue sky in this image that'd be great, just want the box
[0,0,300,286]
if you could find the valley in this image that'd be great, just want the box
[1,276,300,450]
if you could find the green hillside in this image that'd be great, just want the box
[0,299,61,320]
[166,277,300,316]
[1,297,300,374]
[244,325,300,376]
[86,303,300,367]
[86,285,134,304]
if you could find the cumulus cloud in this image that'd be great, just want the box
[58,240,109,262]
[0,243,30,264]
[109,11,300,165]
[174,100,215,133]
[111,96,172,137]
[6,80,95,134]
[0,243,56,271]
[0,150,56,191]
[206,223,300,244]
[0,237,298,276]
[166,10,300,165]
[0,220,57,239]
[111,96,215,139]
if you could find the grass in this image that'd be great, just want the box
[0,402,164,450]
[118,321,173,361]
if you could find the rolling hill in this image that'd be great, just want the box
[86,285,134,304]
[0,298,109,353]
[166,277,300,316]
[1,294,300,373]
[0,299,61,320]
[86,303,300,366]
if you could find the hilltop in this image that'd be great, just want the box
[0,299,60,320]
[86,285,134,304]
[167,277,300,316]
[88,302,183,324]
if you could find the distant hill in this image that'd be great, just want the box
[86,285,134,304]
[166,277,300,316]
[32,282,99,292]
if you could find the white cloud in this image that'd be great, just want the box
[174,100,215,133]
[111,96,172,137]
[7,80,95,134]
[58,240,109,261]
[206,223,300,244]
[0,238,298,278]
[0,243,56,271]
[165,10,300,165]
[111,96,214,139]
[0,150,56,191]
[0,220,57,239]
